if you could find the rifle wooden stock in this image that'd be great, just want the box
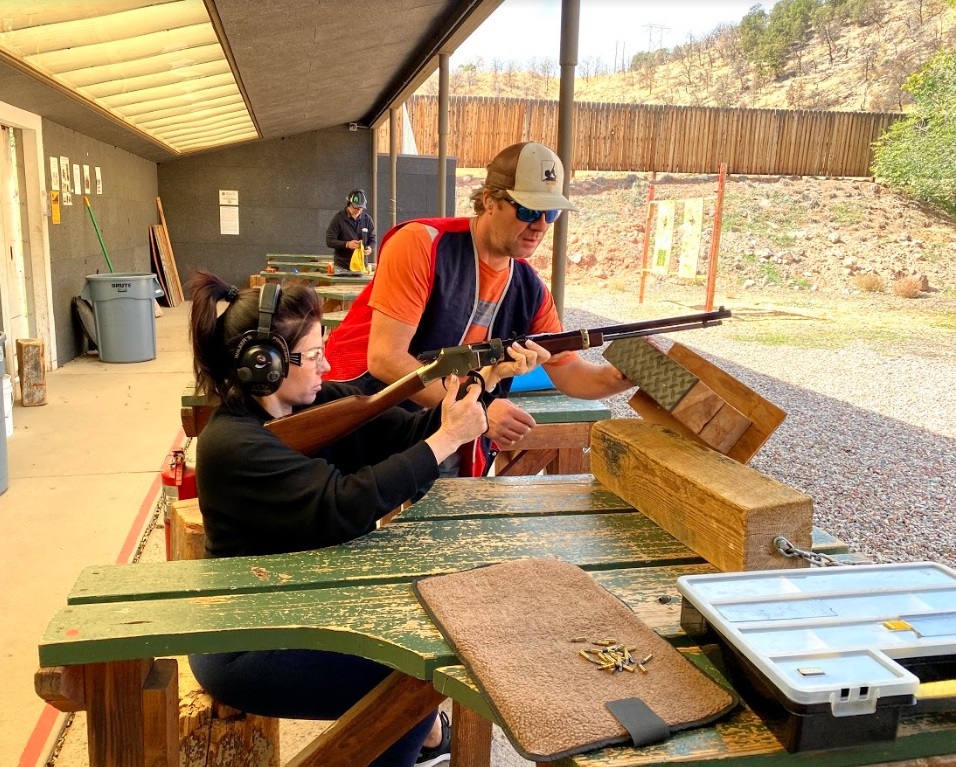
[266,368,426,455]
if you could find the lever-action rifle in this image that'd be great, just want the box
[267,343,506,455]
[267,307,731,455]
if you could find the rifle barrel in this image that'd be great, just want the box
[417,307,730,362]
[517,306,731,350]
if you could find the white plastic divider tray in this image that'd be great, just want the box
[677,562,956,716]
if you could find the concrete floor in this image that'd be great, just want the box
[3,301,532,767]
[3,302,192,767]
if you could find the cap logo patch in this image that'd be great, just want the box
[541,161,557,184]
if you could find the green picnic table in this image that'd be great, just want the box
[261,270,371,285]
[37,474,953,767]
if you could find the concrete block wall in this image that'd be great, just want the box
[376,152,457,229]
[158,126,456,293]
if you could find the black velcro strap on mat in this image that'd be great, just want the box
[413,558,737,762]
[606,697,671,747]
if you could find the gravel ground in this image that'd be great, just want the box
[563,298,956,569]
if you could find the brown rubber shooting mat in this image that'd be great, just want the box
[413,558,737,762]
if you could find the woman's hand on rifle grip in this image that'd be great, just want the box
[425,375,488,463]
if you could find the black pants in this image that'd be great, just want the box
[190,649,435,767]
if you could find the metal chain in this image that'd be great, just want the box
[773,535,845,567]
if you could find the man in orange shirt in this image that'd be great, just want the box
[325,141,632,475]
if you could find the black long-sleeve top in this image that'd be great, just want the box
[325,207,377,270]
[196,382,440,557]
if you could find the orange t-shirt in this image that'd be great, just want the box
[368,222,572,363]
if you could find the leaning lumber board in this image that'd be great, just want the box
[590,419,813,572]
[667,341,786,463]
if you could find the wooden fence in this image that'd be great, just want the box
[392,95,902,178]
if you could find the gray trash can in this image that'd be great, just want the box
[0,332,7,495]
[81,274,165,363]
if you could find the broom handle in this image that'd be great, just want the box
[83,195,114,273]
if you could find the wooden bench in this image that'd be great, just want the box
[40,474,951,767]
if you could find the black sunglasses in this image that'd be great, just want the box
[503,198,562,224]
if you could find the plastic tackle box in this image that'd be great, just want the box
[677,562,956,752]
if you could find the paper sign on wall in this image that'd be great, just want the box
[83,165,91,194]
[219,189,239,235]
[59,156,72,205]
[220,205,239,235]
[72,164,81,194]
[95,167,102,194]
[49,157,60,191]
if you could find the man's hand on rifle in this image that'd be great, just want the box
[425,374,488,463]
[480,340,551,391]
[486,399,536,448]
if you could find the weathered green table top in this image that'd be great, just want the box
[507,390,612,423]
[266,270,371,284]
[37,475,954,767]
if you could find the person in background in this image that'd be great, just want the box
[324,141,634,476]
[327,188,377,270]
[186,271,546,767]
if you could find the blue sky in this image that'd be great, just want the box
[453,0,780,68]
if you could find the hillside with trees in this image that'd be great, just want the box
[420,0,955,113]
[416,0,956,299]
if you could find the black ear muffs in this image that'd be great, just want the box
[234,283,290,396]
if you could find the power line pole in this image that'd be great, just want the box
[642,23,670,52]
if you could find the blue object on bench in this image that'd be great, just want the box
[509,366,553,393]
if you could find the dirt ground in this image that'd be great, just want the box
[455,170,956,333]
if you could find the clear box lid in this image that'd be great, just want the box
[677,562,956,715]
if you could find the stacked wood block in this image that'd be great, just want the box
[604,337,785,463]
[590,419,814,572]
[16,338,47,406]
[170,498,280,766]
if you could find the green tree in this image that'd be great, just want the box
[872,51,956,214]
[740,0,821,78]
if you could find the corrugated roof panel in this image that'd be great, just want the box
[0,0,258,154]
